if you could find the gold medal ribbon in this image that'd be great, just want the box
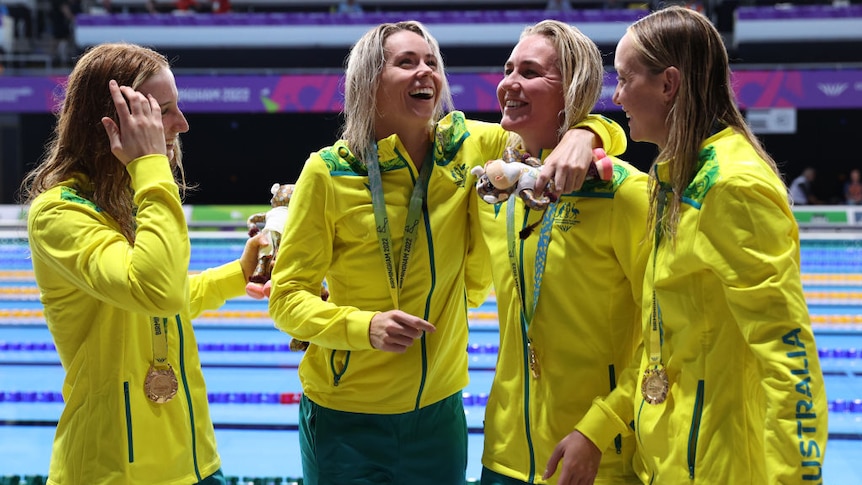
[152,317,169,368]
[367,139,434,310]
[506,149,556,379]
[643,177,674,404]
[145,316,178,404]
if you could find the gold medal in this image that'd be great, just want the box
[528,341,540,379]
[144,364,178,404]
[641,366,669,405]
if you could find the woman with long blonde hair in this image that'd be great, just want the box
[567,7,828,484]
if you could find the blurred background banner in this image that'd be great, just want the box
[2,68,862,113]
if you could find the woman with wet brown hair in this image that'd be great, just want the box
[22,43,264,485]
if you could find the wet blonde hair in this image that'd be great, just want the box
[20,42,189,241]
[340,20,454,163]
[529,20,603,139]
[627,6,780,240]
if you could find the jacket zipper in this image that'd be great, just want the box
[608,364,622,454]
[174,315,203,482]
[635,398,647,448]
[521,313,537,481]
[516,212,537,481]
[687,380,705,479]
[414,332,429,410]
[414,201,435,410]
[123,382,134,463]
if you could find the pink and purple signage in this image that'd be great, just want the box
[2,69,860,114]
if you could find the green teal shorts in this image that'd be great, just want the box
[480,467,530,485]
[197,469,226,485]
[299,392,467,485]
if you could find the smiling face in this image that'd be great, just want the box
[374,30,442,139]
[137,67,189,162]
[612,32,672,148]
[497,34,565,155]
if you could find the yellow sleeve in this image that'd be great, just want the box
[268,153,376,350]
[698,178,828,483]
[28,155,190,316]
[575,114,628,157]
[187,261,247,319]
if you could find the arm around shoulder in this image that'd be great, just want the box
[574,114,628,156]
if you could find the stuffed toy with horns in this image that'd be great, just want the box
[471,146,614,210]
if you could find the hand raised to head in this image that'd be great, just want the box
[101,80,167,166]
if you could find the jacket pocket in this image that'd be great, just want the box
[123,381,134,463]
[329,349,351,386]
[687,380,705,479]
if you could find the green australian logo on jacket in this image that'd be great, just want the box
[60,186,102,213]
[682,145,720,205]
[553,203,581,232]
[317,112,472,187]
[552,165,630,231]
[654,145,720,207]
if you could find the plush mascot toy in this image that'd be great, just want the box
[471,146,614,210]
[245,183,294,299]
[245,183,326,351]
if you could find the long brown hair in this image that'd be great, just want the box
[20,43,189,241]
[628,7,780,240]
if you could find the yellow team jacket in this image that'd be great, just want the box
[268,111,625,414]
[479,155,648,485]
[576,128,829,484]
[28,155,248,485]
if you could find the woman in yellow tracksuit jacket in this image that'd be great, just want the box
[577,127,829,484]
[570,8,828,484]
[268,110,621,483]
[478,21,647,485]
[480,156,648,485]
[23,43,261,485]
[267,21,624,485]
